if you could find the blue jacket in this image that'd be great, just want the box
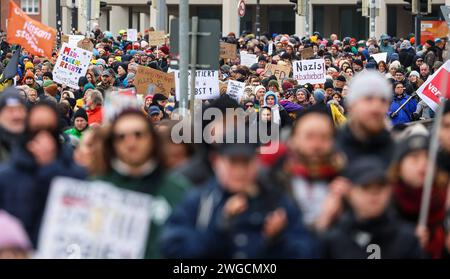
[160,178,319,259]
[388,94,417,126]
[0,144,87,247]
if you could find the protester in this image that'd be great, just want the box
[160,132,319,259]
[90,110,190,258]
[0,102,87,246]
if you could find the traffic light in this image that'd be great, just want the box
[403,0,432,15]
[289,0,306,16]
[356,0,369,17]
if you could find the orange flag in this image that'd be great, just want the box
[6,0,56,58]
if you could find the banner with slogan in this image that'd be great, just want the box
[174,70,220,100]
[6,0,56,58]
[37,177,153,259]
[52,43,93,90]
[226,80,246,102]
[292,59,326,85]
[416,60,450,112]
[220,42,237,59]
[135,65,175,97]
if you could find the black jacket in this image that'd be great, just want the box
[336,124,394,172]
[322,210,426,259]
[399,48,415,70]
[0,126,20,163]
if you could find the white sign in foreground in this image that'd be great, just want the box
[37,177,153,259]
[292,59,326,85]
[174,70,220,100]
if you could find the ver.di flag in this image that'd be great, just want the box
[415,60,450,111]
[6,0,56,58]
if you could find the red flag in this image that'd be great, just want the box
[6,0,56,58]
[416,60,450,111]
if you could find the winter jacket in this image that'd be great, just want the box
[160,178,320,259]
[87,105,103,125]
[424,48,437,69]
[336,124,394,171]
[0,144,87,247]
[322,210,426,259]
[0,126,20,163]
[95,165,190,258]
[64,127,84,140]
[388,94,417,126]
[399,48,415,70]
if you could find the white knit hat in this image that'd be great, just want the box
[346,70,392,106]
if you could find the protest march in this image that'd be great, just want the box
[2,0,450,263]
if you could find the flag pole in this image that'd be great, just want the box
[418,62,449,227]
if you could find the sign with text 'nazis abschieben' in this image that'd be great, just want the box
[292,59,326,85]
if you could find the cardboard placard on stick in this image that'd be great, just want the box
[135,65,175,97]
[77,38,94,52]
[149,31,166,46]
[263,63,292,81]
[220,42,237,59]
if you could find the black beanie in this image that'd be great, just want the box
[73,108,88,122]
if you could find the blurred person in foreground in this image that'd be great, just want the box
[160,131,319,259]
[323,156,426,259]
[91,109,190,258]
[0,210,32,259]
[0,88,27,163]
[0,102,87,247]
[336,70,394,171]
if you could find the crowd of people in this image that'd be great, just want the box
[0,26,450,259]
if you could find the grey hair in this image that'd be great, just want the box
[88,90,104,106]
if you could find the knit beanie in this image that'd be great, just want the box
[346,71,392,106]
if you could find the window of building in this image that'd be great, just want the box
[21,0,40,15]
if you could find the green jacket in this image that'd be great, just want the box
[94,166,190,258]
[64,127,83,139]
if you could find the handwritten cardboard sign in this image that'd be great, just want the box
[220,42,237,59]
[135,65,175,97]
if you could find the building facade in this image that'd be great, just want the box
[3,0,448,39]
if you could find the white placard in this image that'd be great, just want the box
[174,70,220,100]
[268,42,274,56]
[370,52,388,64]
[226,80,246,102]
[292,59,326,85]
[37,177,153,259]
[127,29,138,42]
[52,43,92,90]
[240,53,258,68]
[68,35,85,47]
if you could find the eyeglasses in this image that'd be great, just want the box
[113,130,149,142]
[245,104,254,108]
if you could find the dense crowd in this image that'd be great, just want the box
[0,26,450,259]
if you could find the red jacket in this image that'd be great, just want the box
[87,105,103,125]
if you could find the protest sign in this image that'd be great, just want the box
[370,52,387,64]
[68,35,85,47]
[149,31,166,46]
[174,70,220,100]
[135,65,175,97]
[226,80,246,102]
[268,42,274,56]
[263,63,292,81]
[292,59,326,85]
[127,29,138,42]
[301,47,315,59]
[77,38,94,52]
[37,177,153,259]
[6,0,56,58]
[220,42,237,59]
[416,60,450,112]
[240,53,258,67]
[52,43,92,90]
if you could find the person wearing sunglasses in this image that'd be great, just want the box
[91,109,190,258]
[0,101,87,249]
